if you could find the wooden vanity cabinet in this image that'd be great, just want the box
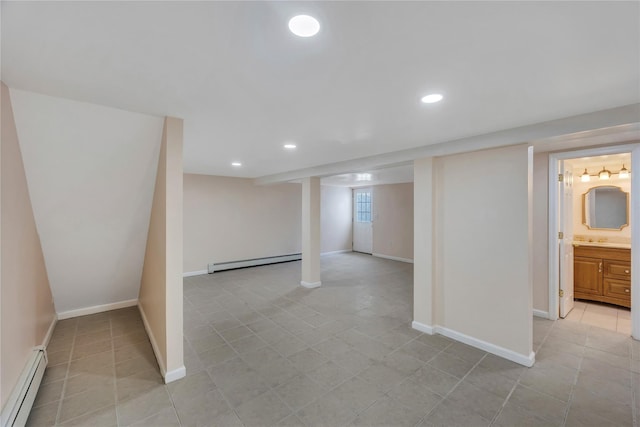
[574,245,631,308]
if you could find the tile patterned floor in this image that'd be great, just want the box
[28,253,640,426]
[564,299,631,334]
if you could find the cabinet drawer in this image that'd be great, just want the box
[605,261,631,279]
[604,278,631,300]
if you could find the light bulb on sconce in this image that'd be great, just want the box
[619,164,630,179]
[581,169,591,182]
[598,167,611,180]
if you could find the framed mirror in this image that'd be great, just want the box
[582,186,629,230]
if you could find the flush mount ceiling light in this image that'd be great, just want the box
[619,164,630,179]
[421,93,443,104]
[288,15,320,37]
[598,166,611,180]
[581,169,591,182]
[231,162,242,167]
[283,144,297,149]
[356,173,372,181]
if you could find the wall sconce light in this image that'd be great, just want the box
[619,164,630,179]
[598,167,611,180]
[581,169,590,182]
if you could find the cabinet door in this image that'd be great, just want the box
[574,257,602,296]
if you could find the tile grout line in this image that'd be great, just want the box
[53,320,78,426]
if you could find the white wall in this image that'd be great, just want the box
[183,174,302,273]
[427,145,532,361]
[321,185,352,253]
[10,89,163,314]
[373,183,414,261]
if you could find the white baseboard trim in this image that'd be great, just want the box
[165,366,187,383]
[411,321,434,335]
[42,315,58,349]
[300,281,322,289]
[533,309,550,319]
[137,303,168,380]
[436,325,535,367]
[372,253,414,264]
[321,249,352,256]
[57,299,138,320]
[183,270,207,278]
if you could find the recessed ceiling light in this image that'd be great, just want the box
[356,173,372,181]
[288,15,320,37]
[421,93,443,104]
[284,144,297,149]
[231,162,242,167]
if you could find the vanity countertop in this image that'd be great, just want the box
[573,241,631,249]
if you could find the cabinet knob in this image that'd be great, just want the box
[625,289,630,293]
[625,270,630,274]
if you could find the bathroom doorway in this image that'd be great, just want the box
[549,144,639,338]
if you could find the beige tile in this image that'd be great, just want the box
[60,405,117,427]
[117,369,164,403]
[617,317,632,335]
[387,377,441,414]
[493,402,560,427]
[507,385,568,425]
[297,393,357,427]
[59,384,115,423]
[33,379,65,408]
[428,352,475,379]
[25,400,59,427]
[446,381,504,421]
[129,406,180,427]
[71,339,112,360]
[306,360,352,389]
[287,347,328,372]
[352,394,426,427]
[116,386,173,426]
[65,372,114,398]
[414,365,460,397]
[235,390,291,427]
[420,398,490,427]
[115,354,158,379]
[357,363,407,392]
[42,363,68,385]
[581,311,617,331]
[68,350,114,377]
[274,374,326,410]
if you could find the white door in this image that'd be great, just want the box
[353,188,373,254]
[559,161,575,318]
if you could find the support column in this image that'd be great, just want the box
[413,157,435,333]
[301,177,321,288]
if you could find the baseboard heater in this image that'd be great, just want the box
[208,253,302,273]
[1,347,47,427]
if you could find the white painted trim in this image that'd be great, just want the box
[137,303,167,380]
[548,143,640,327]
[208,253,302,273]
[164,366,186,383]
[437,325,535,367]
[411,321,434,335]
[300,280,321,289]
[533,309,550,319]
[321,249,352,256]
[182,270,207,278]
[57,299,138,320]
[632,145,640,340]
[42,315,58,348]
[372,253,414,264]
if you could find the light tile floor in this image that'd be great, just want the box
[28,253,640,426]
[563,300,631,334]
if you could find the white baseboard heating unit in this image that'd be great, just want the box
[1,347,47,427]
[208,253,302,273]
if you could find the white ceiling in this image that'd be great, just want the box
[321,164,413,188]
[2,1,639,178]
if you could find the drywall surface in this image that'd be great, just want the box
[1,83,56,407]
[373,183,414,260]
[532,152,550,312]
[9,89,163,313]
[183,174,302,273]
[139,117,184,380]
[321,185,352,253]
[434,145,532,357]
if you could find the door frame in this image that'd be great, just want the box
[548,143,640,339]
[352,187,373,254]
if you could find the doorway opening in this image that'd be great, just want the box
[549,144,639,338]
[353,187,373,254]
